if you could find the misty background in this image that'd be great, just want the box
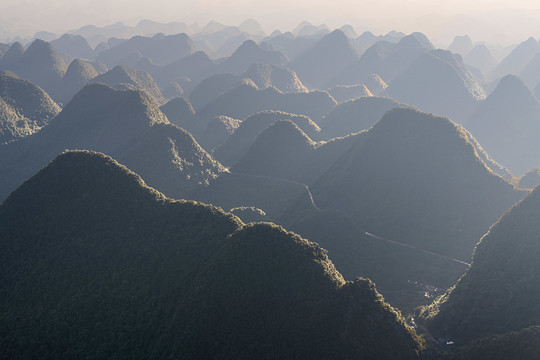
[4,0,540,45]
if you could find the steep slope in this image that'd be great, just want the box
[160,97,202,137]
[0,39,67,96]
[491,37,540,79]
[290,29,358,89]
[54,58,99,104]
[519,52,540,88]
[189,73,241,110]
[418,185,540,344]
[0,83,168,200]
[327,84,372,103]
[309,108,524,261]
[232,120,316,179]
[199,115,241,150]
[518,167,540,189]
[51,33,95,60]
[216,40,288,75]
[243,63,308,93]
[154,50,216,88]
[198,83,336,124]
[91,65,165,104]
[319,96,406,139]
[448,35,473,56]
[214,110,322,166]
[117,124,226,198]
[0,150,422,359]
[464,44,497,75]
[330,32,433,86]
[97,33,196,67]
[0,71,61,143]
[384,49,485,123]
[465,74,540,175]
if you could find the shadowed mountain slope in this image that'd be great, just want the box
[418,184,540,345]
[384,50,485,123]
[327,84,372,103]
[97,33,196,67]
[91,65,164,104]
[198,83,336,125]
[308,108,524,261]
[0,71,61,143]
[244,63,308,93]
[160,97,202,138]
[319,96,406,139]
[465,74,540,175]
[54,58,99,104]
[199,115,241,150]
[216,39,288,75]
[214,110,322,166]
[0,150,422,359]
[51,33,95,60]
[518,167,540,189]
[464,44,497,75]
[491,37,540,79]
[290,30,358,89]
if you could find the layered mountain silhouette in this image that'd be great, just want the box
[307,108,523,261]
[519,52,540,88]
[97,33,196,67]
[159,96,202,137]
[199,115,241,150]
[418,184,540,344]
[490,37,540,79]
[448,35,473,56]
[189,73,242,110]
[464,44,497,75]
[50,33,95,60]
[290,30,358,89]
[0,83,220,200]
[465,74,540,175]
[260,33,320,62]
[91,65,165,104]
[215,39,288,75]
[0,150,423,359]
[244,63,308,93]
[214,110,321,166]
[198,82,336,124]
[319,96,406,139]
[0,39,67,96]
[384,49,485,123]
[54,58,99,104]
[330,32,434,86]
[327,84,372,103]
[0,71,61,143]
[150,50,216,89]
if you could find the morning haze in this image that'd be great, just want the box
[3,0,540,358]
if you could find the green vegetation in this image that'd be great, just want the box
[0,150,422,359]
[418,185,540,344]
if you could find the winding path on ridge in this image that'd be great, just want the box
[226,169,471,268]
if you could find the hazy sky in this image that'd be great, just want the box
[3,0,540,44]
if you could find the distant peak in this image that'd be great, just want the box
[491,74,534,99]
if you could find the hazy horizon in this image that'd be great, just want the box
[3,0,540,46]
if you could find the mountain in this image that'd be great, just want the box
[0,83,169,200]
[50,33,95,60]
[465,74,540,175]
[216,40,288,75]
[97,33,196,67]
[327,84,372,103]
[330,32,433,87]
[117,123,226,198]
[153,51,216,89]
[519,52,540,88]
[518,167,540,189]
[198,82,336,125]
[290,30,358,89]
[199,115,241,150]
[464,44,497,75]
[417,184,540,345]
[0,71,61,143]
[231,120,317,179]
[319,96,405,139]
[0,39,68,96]
[491,37,540,79]
[239,18,264,35]
[260,33,320,62]
[91,65,164,104]
[243,63,308,93]
[384,49,485,123]
[0,150,422,359]
[159,97,202,137]
[189,73,242,110]
[54,58,99,104]
[363,73,388,95]
[214,110,322,166]
[448,35,473,56]
[307,108,524,261]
